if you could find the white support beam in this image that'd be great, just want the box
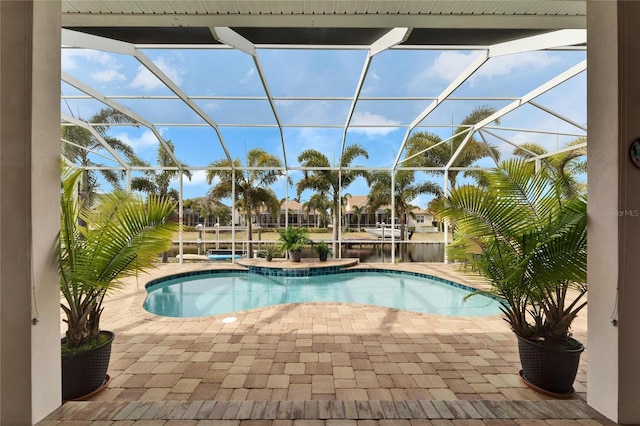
[61,72,183,170]
[534,141,587,160]
[61,113,130,169]
[251,55,289,168]
[470,60,586,133]
[210,27,256,56]
[390,171,396,263]
[341,28,410,161]
[480,128,544,158]
[133,49,235,166]
[444,131,474,169]
[392,52,489,168]
[529,100,588,132]
[397,128,472,167]
[476,131,501,167]
[341,56,372,157]
[481,125,586,138]
[61,137,120,163]
[369,27,411,57]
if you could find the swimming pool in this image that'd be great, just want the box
[144,269,503,318]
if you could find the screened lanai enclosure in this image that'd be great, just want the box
[60,3,587,263]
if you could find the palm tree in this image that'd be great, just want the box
[405,106,501,189]
[303,193,331,228]
[434,159,587,394]
[183,199,195,226]
[195,198,213,227]
[513,138,586,198]
[131,140,192,201]
[59,166,177,349]
[435,159,587,342]
[130,140,191,262]
[367,170,441,242]
[212,204,232,226]
[206,148,284,258]
[61,108,141,202]
[351,204,366,231]
[297,144,369,252]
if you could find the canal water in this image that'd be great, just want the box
[340,243,444,263]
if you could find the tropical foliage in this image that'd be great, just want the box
[404,106,501,188]
[303,193,332,228]
[131,140,192,201]
[435,159,587,343]
[297,144,369,252]
[61,108,142,202]
[264,244,279,258]
[513,138,587,198]
[366,170,441,241]
[59,166,178,350]
[277,226,311,253]
[206,148,284,257]
[313,240,333,257]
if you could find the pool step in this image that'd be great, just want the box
[38,399,613,424]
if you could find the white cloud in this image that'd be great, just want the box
[129,66,164,90]
[240,68,256,84]
[470,52,560,85]
[91,69,126,83]
[421,51,482,82]
[171,170,215,190]
[168,171,215,200]
[62,49,122,72]
[202,101,222,114]
[349,111,401,137]
[129,57,183,91]
[155,57,184,85]
[180,170,210,186]
[114,130,158,151]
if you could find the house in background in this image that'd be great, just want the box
[257,199,322,228]
[343,196,438,233]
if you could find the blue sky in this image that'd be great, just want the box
[61,43,586,207]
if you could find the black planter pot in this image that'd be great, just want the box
[517,334,584,396]
[289,249,302,262]
[319,252,328,262]
[62,330,114,401]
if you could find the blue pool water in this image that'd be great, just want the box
[144,270,503,318]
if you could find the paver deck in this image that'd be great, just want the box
[42,261,614,425]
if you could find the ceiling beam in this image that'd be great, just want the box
[133,50,235,167]
[210,26,289,169]
[62,14,586,31]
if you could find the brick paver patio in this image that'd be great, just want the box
[41,262,613,425]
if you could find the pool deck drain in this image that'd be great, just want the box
[42,261,605,424]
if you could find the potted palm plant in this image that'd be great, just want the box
[313,241,332,262]
[277,226,310,262]
[263,244,279,261]
[435,159,587,397]
[59,166,178,400]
